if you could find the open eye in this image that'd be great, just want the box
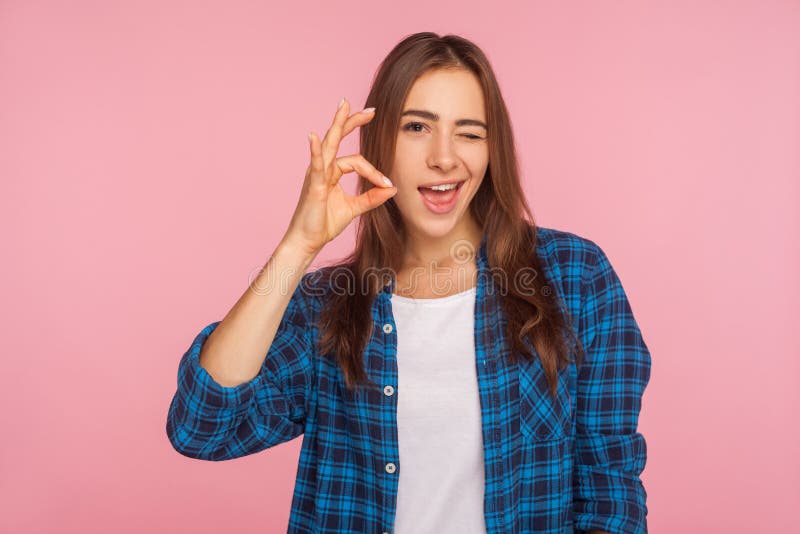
[402,121,427,133]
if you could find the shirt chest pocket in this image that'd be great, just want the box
[517,358,572,441]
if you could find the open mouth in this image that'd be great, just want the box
[417,180,466,214]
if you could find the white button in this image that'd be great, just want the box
[382,323,393,334]
[385,462,396,473]
[383,385,394,396]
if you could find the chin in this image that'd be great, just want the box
[409,213,462,238]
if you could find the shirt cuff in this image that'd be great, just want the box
[176,321,263,419]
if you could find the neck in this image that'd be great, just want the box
[401,216,483,270]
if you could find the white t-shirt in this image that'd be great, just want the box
[389,286,487,534]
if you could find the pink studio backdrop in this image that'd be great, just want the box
[2,1,797,533]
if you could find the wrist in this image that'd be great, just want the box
[274,236,319,271]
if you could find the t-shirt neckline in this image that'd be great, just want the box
[390,285,476,304]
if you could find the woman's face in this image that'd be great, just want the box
[389,68,489,241]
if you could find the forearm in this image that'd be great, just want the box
[198,237,317,387]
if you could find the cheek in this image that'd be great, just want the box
[465,178,484,200]
[389,142,414,178]
[462,171,486,199]
[464,145,489,168]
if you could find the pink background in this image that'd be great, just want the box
[2,1,797,532]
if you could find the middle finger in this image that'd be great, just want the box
[340,107,376,140]
[321,100,377,163]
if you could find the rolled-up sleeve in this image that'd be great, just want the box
[573,242,652,533]
[166,282,315,461]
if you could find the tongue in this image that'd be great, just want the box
[419,186,457,205]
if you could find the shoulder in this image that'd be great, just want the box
[530,224,615,323]
[293,262,362,313]
[533,224,606,278]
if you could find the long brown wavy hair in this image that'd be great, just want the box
[315,32,584,398]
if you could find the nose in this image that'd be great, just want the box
[426,131,459,174]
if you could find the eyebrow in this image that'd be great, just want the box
[400,109,487,130]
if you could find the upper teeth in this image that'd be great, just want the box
[428,183,458,191]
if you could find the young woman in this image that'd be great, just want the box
[167,32,651,534]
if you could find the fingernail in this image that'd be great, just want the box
[338,97,345,109]
[382,176,393,187]
[362,107,375,114]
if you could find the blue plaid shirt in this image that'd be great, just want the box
[166,226,651,533]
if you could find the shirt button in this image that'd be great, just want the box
[383,385,394,396]
[382,323,393,334]
[385,462,396,474]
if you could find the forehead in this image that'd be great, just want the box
[403,69,486,121]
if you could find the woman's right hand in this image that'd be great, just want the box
[282,97,397,258]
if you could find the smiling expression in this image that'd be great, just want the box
[389,68,489,239]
